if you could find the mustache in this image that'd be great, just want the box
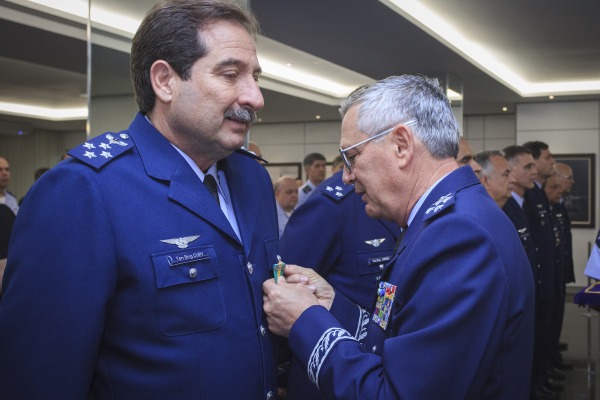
[224,107,257,125]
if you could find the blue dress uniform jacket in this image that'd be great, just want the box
[286,167,535,400]
[0,113,279,400]
[502,197,537,282]
[280,171,400,400]
[524,185,560,301]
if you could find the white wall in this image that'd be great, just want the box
[517,101,600,286]
[464,114,516,152]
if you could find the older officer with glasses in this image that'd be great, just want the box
[263,74,534,400]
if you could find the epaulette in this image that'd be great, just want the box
[422,192,455,222]
[236,147,268,164]
[68,132,134,170]
[322,182,353,202]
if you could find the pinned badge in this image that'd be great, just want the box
[273,255,286,283]
[365,238,386,247]
[160,235,200,249]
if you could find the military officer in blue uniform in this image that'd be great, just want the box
[523,141,565,396]
[0,2,280,399]
[264,75,534,400]
[280,169,400,400]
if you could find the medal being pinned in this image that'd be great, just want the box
[273,255,286,283]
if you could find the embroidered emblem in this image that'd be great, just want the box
[323,179,352,202]
[68,131,132,169]
[302,185,312,194]
[365,238,386,247]
[308,328,356,388]
[355,306,370,341]
[372,281,397,330]
[160,235,200,249]
[425,193,453,214]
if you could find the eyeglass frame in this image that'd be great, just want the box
[339,119,417,173]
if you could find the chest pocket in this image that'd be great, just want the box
[357,250,394,276]
[151,245,225,336]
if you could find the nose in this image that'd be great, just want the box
[342,167,355,185]
[239,78,264,112]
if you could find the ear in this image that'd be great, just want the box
[391,124,414,169]
[480,175,490,189]
[150,60,176,103]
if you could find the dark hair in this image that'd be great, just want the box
[502,145,532,161]
[34,167,50,181]
[303,153,326,168]
[331,155,344,169]
[130,0,259,113]
[521,141,548,160]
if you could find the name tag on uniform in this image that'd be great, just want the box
[372,281,397,330]
[167,250,210,266]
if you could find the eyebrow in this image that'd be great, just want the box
[216,57,262,75]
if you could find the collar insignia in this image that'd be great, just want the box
[160,235,200,249]
[365,238,386,247]
[425,193,454,215]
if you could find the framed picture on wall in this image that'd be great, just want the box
[553,153,596,228]
[264,162,302,184]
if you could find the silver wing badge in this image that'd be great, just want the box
[160,235,200,249]
[365,238,386,247]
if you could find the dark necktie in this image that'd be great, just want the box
[203,174,220,206]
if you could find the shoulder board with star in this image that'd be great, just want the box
[422,192,456,222]
[322,182,353,202]
[68,131,134,170]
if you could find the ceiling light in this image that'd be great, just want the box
[15,0,372,107]
[0,101,87,120]
[502,107,508,112]
[549,95,555,100]
[379,0,600,97]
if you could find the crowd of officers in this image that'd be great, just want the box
[473,141,573,400]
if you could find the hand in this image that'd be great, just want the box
[263,277,319,337]
[283,264,335,310]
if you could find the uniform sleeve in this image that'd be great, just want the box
[288,216,519,400]
[0,165,117,399]
[279,193,341,275]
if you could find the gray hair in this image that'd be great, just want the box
[473,150,504,178]
[339,75,459,159]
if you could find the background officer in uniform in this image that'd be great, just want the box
[0,1,280,399]
[263,75,534,400]
[280,167,400,400]
[297,152,327,208]
[523,140,565,397]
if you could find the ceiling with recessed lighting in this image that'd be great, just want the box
[0,0,599,135]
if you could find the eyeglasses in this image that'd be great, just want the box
[339,119,416,173]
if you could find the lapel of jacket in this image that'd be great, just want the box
[129,113,241,244]
[219,154,259,257]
